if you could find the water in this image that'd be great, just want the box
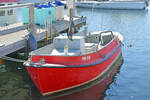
[76,8,150,100]
[1,8,150,100]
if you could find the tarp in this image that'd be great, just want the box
[28,33,37,51]
[55,0,64,6]
[34,2,54,9]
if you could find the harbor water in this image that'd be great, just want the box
[1,8,150,100]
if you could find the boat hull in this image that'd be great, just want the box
[76,1,147,10]
[30,54,123,100]
[26,43,122,96]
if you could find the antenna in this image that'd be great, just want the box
[100,14,103,31]
[88,2,95,29]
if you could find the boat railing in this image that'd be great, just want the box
[99,31,114,46]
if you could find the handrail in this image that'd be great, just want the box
[97,31,114,51]
[100,31,114,40]
[0,3,33,9]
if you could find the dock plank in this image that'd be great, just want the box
[0,16,86,57]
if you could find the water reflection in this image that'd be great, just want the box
[76,8,148,33]
[0,60,32,100]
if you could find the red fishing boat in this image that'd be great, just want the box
[24,26,123,96]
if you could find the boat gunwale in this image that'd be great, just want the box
[24,43,122,68]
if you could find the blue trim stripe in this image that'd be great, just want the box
[28,44,121,68]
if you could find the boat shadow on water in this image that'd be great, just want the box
[28,55,124,100]
[0,60,32,100]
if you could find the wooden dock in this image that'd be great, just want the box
[0,16,86,58]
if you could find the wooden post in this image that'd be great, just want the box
[68,8,74,33]
[67,0,75,17]
[29,4,35,35]
[24,36,29,60]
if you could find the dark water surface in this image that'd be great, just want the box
[1,8,150,100]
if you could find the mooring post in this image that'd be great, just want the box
[68,8,74,34]
[24,35,29,60]
[67,0,75,17]
[29,4,35,35]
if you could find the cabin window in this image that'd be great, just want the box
[0,4,5,6]
[8,3,13,5]
[0,10,5,16]
[8,10,13,15]
[35,3,40,5]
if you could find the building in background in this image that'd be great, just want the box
[19,0,51,3]
[0,0,19,26]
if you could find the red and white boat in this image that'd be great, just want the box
[24,27,123,96]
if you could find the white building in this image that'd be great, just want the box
[0,0,19,27]
[19,0,51,3]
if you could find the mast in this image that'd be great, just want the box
[64,8,75,55]
[64,0,76,55]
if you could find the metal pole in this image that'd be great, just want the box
[45,17,49,42]
[50,15,53,41]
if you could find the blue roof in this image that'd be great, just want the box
[55,0,64,6]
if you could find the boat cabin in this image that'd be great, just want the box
[0,0,19,27]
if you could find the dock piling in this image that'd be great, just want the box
[29,4,35,35]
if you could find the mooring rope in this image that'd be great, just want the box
[2,56,26,63]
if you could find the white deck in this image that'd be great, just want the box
[30,30,124,57]
[31,32,116,56]
[31,42,98,56]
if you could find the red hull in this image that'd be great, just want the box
[30,57,123,100]
[26,37,122,96]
